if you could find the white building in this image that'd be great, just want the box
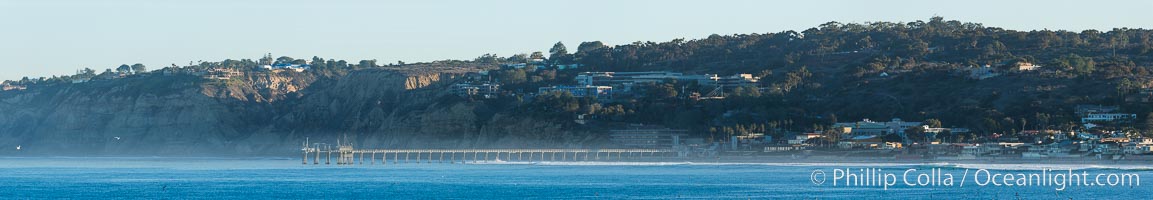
[576,71,711,86]
[787,133,823,145]
[538,85,613,100]
[834,118,922,137]
[1015,62,1040,71]
[713,74,760,88]
[1081,113,1137,123]
[264,63,310,72]
[967,65,1001,80]
[1124,138,1153,155]
[575,71,759,89]
[452,83,500,99]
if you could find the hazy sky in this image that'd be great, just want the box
[2,0,1151,81]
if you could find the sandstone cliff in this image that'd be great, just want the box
[0,68,602,156]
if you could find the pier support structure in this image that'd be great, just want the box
[299,141,674,165]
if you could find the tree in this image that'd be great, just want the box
[291,59,307,65]
[924,119,942,128]
[881,133,904,143]
[474,54,501,63]
[574,41,608,58]
[534,91,580,113]
[549,41,571,65]
[276,56,295,64]
[549,42,568,57]
[99,69,114,77]
[645,83,678,99]
[358,60,378,68]
[576,41,607,53]
[495,69,527,84]
[116,64,131,74]
[79,68,96,77]
[1144,113,1153,135]
[824,126,845,143]
[310,56,327,70]
[130,63,146,74]
[509,54,529,62]
[756,69,773,79]
[905,126,927,144]
[530,52,545,60]
[937,129,952,143]
[1053,54,1095,75]
[259,53,274,65]
[778,66,812,94]
[983,41,1007,57]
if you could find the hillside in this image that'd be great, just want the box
[2,17,1153,155]
[0,66,602,156]
[545,17,1153,141]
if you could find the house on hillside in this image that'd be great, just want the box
[1,82,26,91]
[70,77,90,83]
[1013,62,1040,71]
[452,83,500,99]
[263,63,310,72]
[205,68,242,80]
[967,65,1000,80]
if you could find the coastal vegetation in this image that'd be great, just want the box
[3,17,1153,154]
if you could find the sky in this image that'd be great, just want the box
[1,0,1151,81]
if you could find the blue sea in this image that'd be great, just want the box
[1,157,1150,199]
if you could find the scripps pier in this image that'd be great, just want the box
[301,140,677,165]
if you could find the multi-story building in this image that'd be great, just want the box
[452,83,500,99]
[205,68,242,80]
[576,71,707,86]
[538,85,613,100]
[834,118,922,137]
[1124,138,1153,155]
[1081,113,1137,123]
[714,74,759,88]
[788,133,823,145]
[575,71,760,89]
[1075,105,1121,117]
[609,124,689,149]
[262,63,310,72]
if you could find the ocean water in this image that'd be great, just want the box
[0,157,1150,199]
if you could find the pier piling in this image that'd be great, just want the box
[299,141,674,165]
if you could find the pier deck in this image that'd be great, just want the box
[301,146,676,165]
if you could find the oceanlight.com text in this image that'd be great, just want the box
[810,168,1140,191]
